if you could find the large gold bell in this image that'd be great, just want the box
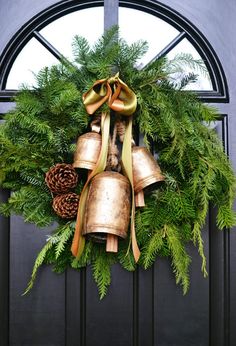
[132,146,164,206]
[73,132,102,170]
[83,171,131,252]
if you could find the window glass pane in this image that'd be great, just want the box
[5,7,212,92]
[6,38,59,89]
[119,7,179,67]
[40,7,104,61]
[167,38,213,90]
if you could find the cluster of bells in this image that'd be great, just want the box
[72,126,164,253]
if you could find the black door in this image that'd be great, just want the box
[0,1,236,345]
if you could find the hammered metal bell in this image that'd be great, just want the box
[132,146,164,206]
[83,171,131,251]
[73,132,102,170]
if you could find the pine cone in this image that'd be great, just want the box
[52,192,80,219]
[45,163,78,194]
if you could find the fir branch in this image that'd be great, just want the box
[1,186,54,227]
[72,35,91,66]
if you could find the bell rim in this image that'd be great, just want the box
[83,225,128,239]
[134,174,165,193]
[73,160,96,170]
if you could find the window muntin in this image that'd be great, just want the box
[4,7,214,92]
[6,38,59,89]
[39,7,104,61]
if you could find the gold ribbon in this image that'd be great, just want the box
[71,74,140,262]
[83,73,137,116]
[121,118,140,262]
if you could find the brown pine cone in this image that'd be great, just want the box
[52,192,80,219]
[45,163,78,194]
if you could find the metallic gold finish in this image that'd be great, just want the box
[73,132,102,170]
[83,74,137,116]
[132,146,165,193]
[135,190,145,207]
[83,171,131,239]
[106,234,118,252]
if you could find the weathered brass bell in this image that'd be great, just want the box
[73,132,102,170]
[132,146,164,206]
[83,171,131,251]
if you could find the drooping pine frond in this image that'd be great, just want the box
[165,225,191,294]
[23,235,55,295]
[23,223,74,294]
[141,230,164,269]
[92,248,115,299]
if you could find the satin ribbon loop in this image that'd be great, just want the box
[83,75,137,116]
[83,79,112,115]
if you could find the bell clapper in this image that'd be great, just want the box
[106,234,119,252]
[135,189,145,207]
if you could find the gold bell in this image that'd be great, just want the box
[83,171,131,252]
[73,132,102,170]
[132,146,164,207]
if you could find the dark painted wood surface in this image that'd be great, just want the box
[0,1,236,345]
[0,189,9,346]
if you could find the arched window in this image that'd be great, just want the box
[0,0,228,103]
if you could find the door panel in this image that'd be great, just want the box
[154,226,209,346]
[9,216,66,346]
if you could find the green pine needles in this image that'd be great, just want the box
[0,27,235,298]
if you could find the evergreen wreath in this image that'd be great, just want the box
[0,27,235,298]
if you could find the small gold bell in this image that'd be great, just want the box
[132,146,164,207]
[73,132,102,170]
[83,171,131,252]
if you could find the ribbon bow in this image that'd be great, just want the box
[83,73,137,116]
[71,74,140,263]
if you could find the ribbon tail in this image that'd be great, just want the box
[71,184,88,257]
[121,118,140,262]
[71,112,111,259]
